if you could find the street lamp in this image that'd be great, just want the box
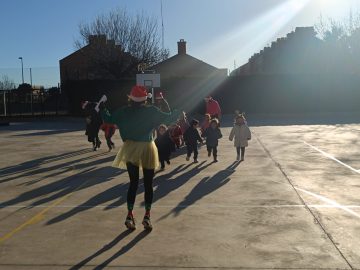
[18,57,24,84]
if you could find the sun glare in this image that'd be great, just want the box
[195,0,311,69]
[314,0,354,18]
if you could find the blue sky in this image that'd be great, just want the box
[1,0,359,87]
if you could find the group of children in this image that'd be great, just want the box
[154,111,251,170]
[83,89,251,231]
[83,98,251,168]
[82,100,117,152]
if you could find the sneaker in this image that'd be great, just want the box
[125,215,136,230]
[213,159,218,163]
[207,151,211,157]
[194,159,199,163]
[142,215,153,231]
[186,156,190,161]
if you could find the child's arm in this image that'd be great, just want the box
[196,129,203,143]
[218,128,223,139]
[229,127,235,141]
[201,128,208,138]
[247,126,251,140]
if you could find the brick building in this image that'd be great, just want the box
[231,27,323,76]
[147,39,228,112]
[149,39,227,78]
[59,35,136,84]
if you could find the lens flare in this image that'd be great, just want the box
[194,0,311,69]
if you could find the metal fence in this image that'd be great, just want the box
[0,88,68,117]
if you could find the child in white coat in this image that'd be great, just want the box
[229,114,251,161]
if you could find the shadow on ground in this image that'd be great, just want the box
[158,161,240,220]
[69,230,150,270]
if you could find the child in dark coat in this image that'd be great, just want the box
[82,101,103,151]
[183,119,203,163]
[202,118,222,162]
[155,124,176,170]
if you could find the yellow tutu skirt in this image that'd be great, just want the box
[112,140,159,170]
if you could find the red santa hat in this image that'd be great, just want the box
[128,85,152,102]
[155,91,164,100]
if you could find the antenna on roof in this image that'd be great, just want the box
[161,0,164,49]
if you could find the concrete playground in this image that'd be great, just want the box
[1,114,360,269]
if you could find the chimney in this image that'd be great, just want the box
[88,35,106,45]
[177,39,186,55]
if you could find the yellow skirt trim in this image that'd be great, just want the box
[112,140,159,170]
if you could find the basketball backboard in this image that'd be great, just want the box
[136,73,161,88]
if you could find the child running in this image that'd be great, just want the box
[202,118,222,162]
[100,122,117,151]
[155,124,175,170]
[229,114,251,161]
[168,122,183,149]
[183,119,203,163]
[200,113,211,135]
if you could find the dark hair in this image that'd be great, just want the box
[128,99,146,107]
[190,119,199,126]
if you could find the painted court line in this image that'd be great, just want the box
[304,141,360,174]
[3,204,360,209]
[0,176,94,244]
[295,187,360,218]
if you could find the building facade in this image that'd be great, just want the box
[231,27,323,76]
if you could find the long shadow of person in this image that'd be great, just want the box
[69,230,133,270]
[46,180,128,225]
[93,230,150,270]
[158,161,240,220]
[149,161,213,206]
[105,164,192,210]
[0,162,124,209]
[0,148,93,180]
[0,151,110,185]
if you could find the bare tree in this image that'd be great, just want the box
[0,75,16,90]
[315,11,360,73]
[75,8,169,77]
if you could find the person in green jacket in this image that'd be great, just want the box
[100,85,179,231]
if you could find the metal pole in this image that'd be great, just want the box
[3,91,6,116]
[18,57,24,84]
[152,87,154,104]
[30,68,33,115]
[30,68,32,85]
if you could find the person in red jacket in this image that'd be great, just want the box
[100,123,117,151]
[168,123,183,148]
[205,96,222,121]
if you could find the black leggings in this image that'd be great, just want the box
[126,162,154,211]
[236,146,245,157]
[207,146,217,158]
[186,144,198,160]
